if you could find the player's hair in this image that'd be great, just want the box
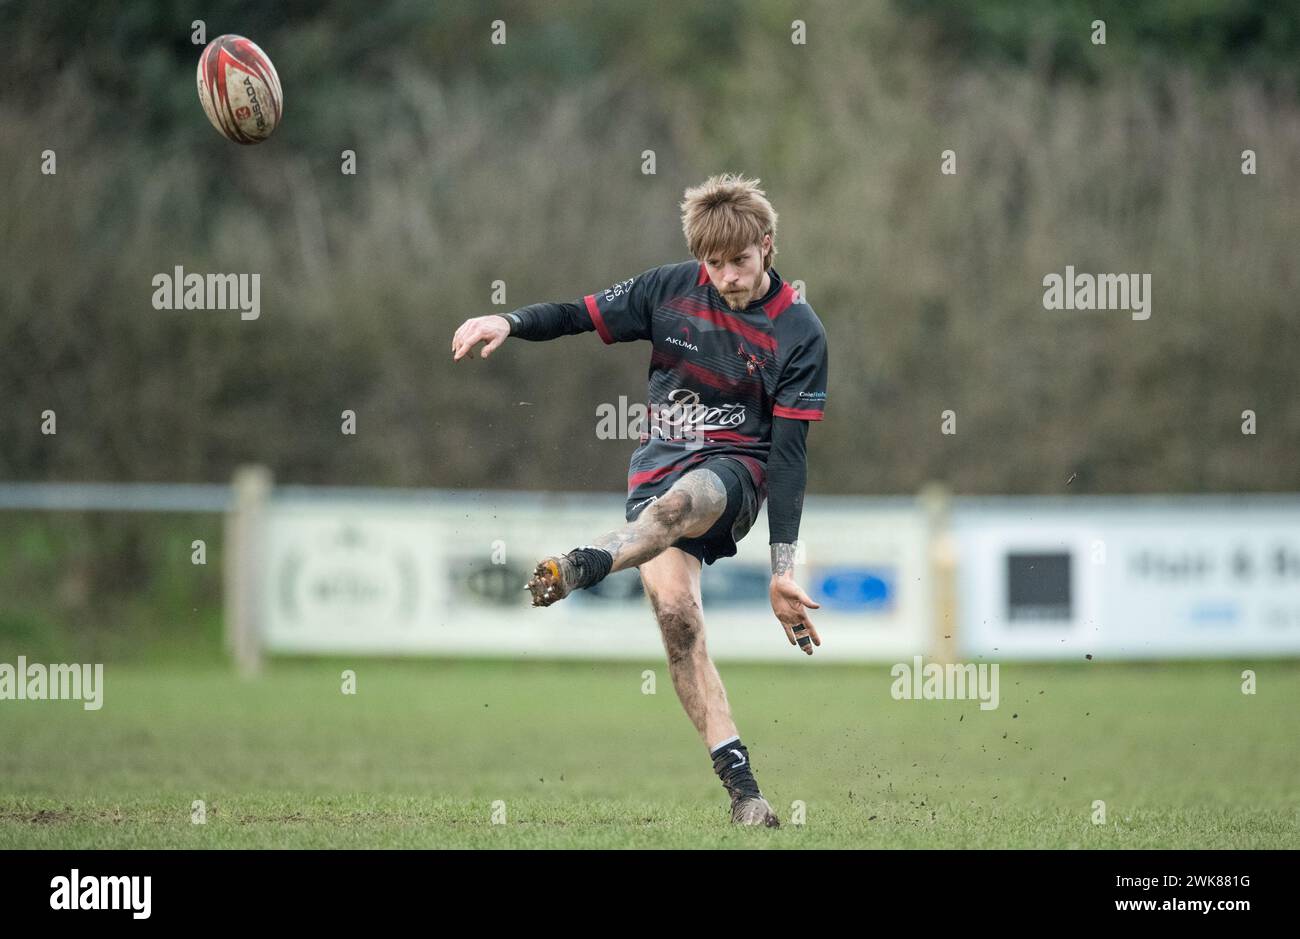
[680,173,779,271]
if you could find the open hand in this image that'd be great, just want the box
[452,315,510,361]
[770,575,821,655]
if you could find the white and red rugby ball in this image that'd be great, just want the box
[196,34,283,144]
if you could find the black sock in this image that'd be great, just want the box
[564,546,613,590]
[711,737,761,801]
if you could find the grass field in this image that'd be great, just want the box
[1,658,1296,849]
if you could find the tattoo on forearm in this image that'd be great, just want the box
[771,543,796,576]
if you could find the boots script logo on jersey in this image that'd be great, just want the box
[656,388,746,435]
[595,390,746,450]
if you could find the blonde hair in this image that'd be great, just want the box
[680,173,779,271]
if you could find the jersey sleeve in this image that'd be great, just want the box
[772,312,828,421]
[577,260,702,344]
[579,267,662,344]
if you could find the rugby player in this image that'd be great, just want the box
[450,174,829,827]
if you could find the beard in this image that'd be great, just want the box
[721,278,758,311]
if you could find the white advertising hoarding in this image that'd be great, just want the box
[260,491,934,662]
[951,497,1300,659]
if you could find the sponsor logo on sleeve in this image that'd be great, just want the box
[603,277,635,303]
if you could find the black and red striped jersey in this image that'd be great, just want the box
[578,259,829,505]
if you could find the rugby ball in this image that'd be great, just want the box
[196,35,283,144]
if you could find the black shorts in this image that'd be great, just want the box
[624,457,759,566]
